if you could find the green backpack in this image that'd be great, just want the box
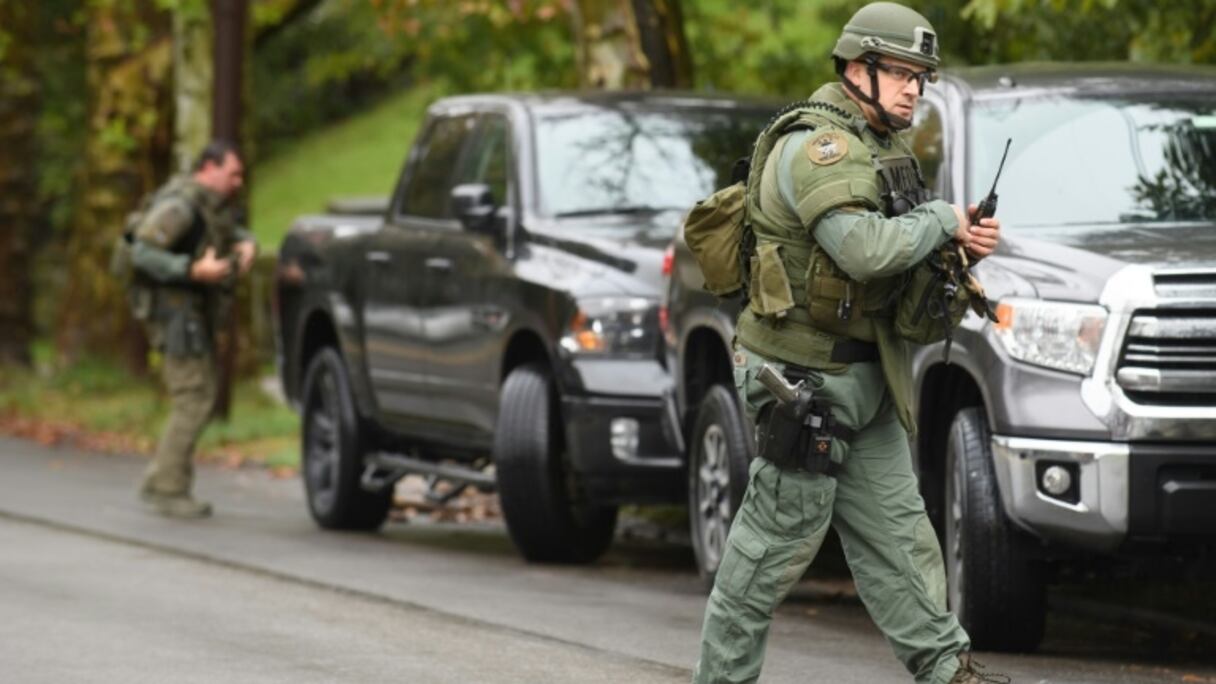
[682,181,750,297]
[682,100,838,300]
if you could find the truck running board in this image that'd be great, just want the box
[360,451,497,493]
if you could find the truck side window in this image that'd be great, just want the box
[460,115,511,209]
[910,101,945,196]
[399,114,476,219]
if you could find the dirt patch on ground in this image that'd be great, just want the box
[0,412,153,456]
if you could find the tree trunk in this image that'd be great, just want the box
[174,3,213,173]
[629,0,692,87]
[572,0,692,89]
[0,3,39,366]
[211,0,251,419]
[56,1,174,370]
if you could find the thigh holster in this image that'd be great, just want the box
[754,365,854,477]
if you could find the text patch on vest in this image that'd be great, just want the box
[877,156,930,216]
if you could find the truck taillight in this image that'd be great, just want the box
[659,245,674,336]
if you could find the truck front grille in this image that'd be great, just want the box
[1153,270,1216,300]
[1117,308,1216,407]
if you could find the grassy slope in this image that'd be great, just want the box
[250,83,438,248]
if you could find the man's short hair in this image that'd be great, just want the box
[193,140,241,171]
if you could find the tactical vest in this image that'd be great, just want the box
[736,95,932,371]
[140,179,241,354]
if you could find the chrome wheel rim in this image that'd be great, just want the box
[696,424,733,572]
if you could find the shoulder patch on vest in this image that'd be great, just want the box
[806,131,848,166]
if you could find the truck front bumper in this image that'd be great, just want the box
[991,436,1130,553]
[992,435,1216,553]
[561,393,684,505]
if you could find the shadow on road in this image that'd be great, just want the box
[377,509,1216,674]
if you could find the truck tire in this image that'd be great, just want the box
[300,347,392,531]
[688,384,752,587]
[945,407,1046,652]
[494,363,617,564]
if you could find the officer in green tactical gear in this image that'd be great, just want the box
[693,3,1005,683]
[133,140,257,519]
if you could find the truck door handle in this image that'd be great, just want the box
[425,257,453,272]
[366,251,392,264]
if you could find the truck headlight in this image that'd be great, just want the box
[992,298,1107,375]
[560,297,659,358]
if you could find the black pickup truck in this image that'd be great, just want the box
[665,63,1216,649]
[274,92,774,562]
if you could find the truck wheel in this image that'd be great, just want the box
[300,348,391,531]
[945,407,1046,652]
[494,363,617,564]
[688,384,751,587]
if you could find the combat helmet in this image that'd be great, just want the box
[832,2,940,130]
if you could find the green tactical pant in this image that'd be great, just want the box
[140,351,217,497]
[693,345,969,684]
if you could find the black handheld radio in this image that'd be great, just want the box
[971,138,1012,223]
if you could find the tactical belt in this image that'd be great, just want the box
[749,306,882,364]
[765,452,843,477]
[830,339,879,364]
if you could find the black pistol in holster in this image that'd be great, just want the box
[754,364,852,477]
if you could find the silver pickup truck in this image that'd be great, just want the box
[664,62,1216,652]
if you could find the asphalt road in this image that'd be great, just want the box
[0,517,693,684]
[1,436,1214,684]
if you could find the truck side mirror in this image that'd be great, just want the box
[450,183,498,235]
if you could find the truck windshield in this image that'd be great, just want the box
[970,94,1216,228]
[535,106,771,219]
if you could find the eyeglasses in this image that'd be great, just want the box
[873,61,935,90]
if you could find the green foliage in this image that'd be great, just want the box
[24,1,88,235]
[684,0,839,96]
[253,0,573,160]
[685,0,1216,93]
[153,0,209,20]
[253,0,1216,175]
[196,379,299,449]
[253,0,414,159]
[252,0,296,27]
[961,0,1216,64]
[98,118,138,154]
[369,0,575,91]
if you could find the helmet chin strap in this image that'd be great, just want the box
[841,57,913,132]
